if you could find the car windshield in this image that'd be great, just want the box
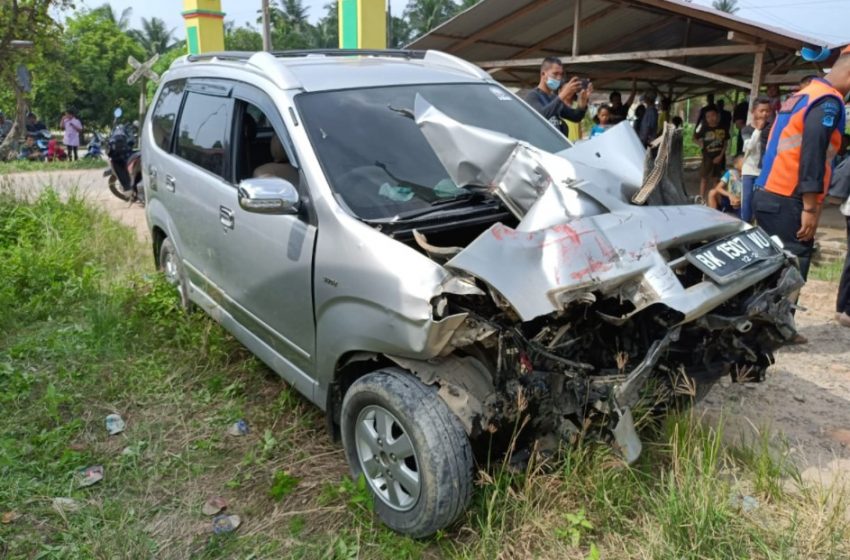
[296,83,570,221]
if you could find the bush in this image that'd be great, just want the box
[0,188,139,332]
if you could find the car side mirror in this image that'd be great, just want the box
[238,177,300,215]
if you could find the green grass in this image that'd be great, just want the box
[1,187,848,559]
[810,259,844,282]
[0,158,107,174]
[683,123,703,159]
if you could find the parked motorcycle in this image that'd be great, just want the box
[85,132,104,159]
[33,130,50,158]
[105,108,143,204]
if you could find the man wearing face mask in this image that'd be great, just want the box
[524,57,590,137]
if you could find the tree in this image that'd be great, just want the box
[129,17,178,57]
[712,0,739,13]
[404,0,460,40]
[90,3,133,31]
[312,2,337,49]
[388,16,412,48]
[0,0,73,156]
[225,23,264,52]
[277,0,310,28]
[266,0,315,49]
[63,9,146,127]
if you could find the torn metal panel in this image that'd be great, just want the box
[447,206,746,322]
[556,121,646,193]
[414,94,579,218]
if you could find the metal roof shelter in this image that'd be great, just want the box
[407,0,840,105]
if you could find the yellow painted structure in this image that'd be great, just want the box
[182,0,225,54]
[338,0,387,49]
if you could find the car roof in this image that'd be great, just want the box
[167,50,492,92]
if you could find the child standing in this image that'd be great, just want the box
[708,155,745,217]
[60,109,82,161]
[694,106,728,200]
[590,105,612,137]
[739,97,771,223]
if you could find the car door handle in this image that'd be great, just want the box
[220,206,235,229]
[164,174,176,192]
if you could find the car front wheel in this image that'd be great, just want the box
[341,368,473,538]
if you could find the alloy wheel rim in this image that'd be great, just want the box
[354,405,421,512]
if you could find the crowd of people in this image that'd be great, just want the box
[523,57,686,147]
[0,109,84,162]
[524,51,850,342]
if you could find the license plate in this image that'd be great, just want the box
[686,228,781,283]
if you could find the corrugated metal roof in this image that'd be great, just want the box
[408,0,836,95]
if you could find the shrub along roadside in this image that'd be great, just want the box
[0,189,847,559]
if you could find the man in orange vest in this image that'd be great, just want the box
[753,47,850,343]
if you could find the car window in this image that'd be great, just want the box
[175,91,232,178]
[151,79,185,151]
[296,83,569,220]
[246,104,269,128]
[234,100,293,182]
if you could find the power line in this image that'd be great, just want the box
[740,3,850,41]
[742,0,849,8]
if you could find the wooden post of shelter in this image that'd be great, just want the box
[572,0,581,57]
[748,51,764,124]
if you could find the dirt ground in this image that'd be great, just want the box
[1,167,149,240]
[698,280,850,483]
[5,168,850,483]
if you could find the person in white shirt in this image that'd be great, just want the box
[739,97,771,223]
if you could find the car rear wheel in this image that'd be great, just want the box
[158,237,191,311]
[341,368,473,538]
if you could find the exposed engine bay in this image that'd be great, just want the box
[380,96,804,462]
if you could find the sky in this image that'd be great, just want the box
[70,0,850,45]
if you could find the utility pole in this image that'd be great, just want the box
[262,0,272,52]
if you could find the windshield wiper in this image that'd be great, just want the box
[429,191,476,206]
[387,105,414,119]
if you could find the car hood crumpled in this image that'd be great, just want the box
[414,95,773,323]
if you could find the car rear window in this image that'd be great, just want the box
[151,79,185,151]
[175,91,231,178]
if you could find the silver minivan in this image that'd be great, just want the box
[143,50,801,537]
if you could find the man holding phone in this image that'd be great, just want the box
[524,57,592,137]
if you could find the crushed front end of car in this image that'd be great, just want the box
[400,97,803,461]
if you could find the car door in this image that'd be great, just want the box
[166,81,234,299]
[213,84,317,383]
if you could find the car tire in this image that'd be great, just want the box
[341,368,473,538]
[158,237,191,311]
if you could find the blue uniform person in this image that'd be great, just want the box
[754,47,850,343]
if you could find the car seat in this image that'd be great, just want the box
[253,134,299,185]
